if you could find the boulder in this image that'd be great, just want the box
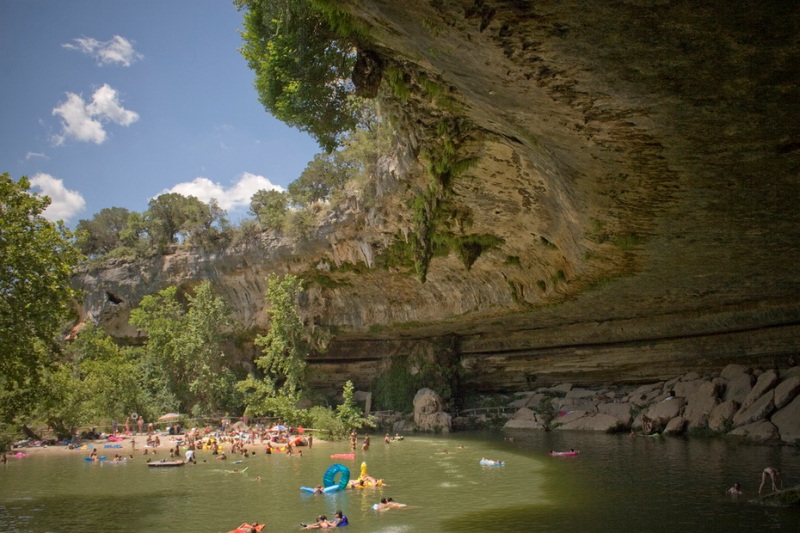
[565,388,599,399]
[720,363,750,381]
[644,397,685,426]
[740,370,778,410]
[771,394,800,445]
[550,383,573,394]
[504,407,545,430]
[724,372,754,404]
[627,383,664,406]
[728,420,779,443]
[708,400,739,432]
[674,379,704,399]
[555,413,624,432]
[663,416,687,435]
[773,375,800,410]
[684,381,720,429]
[413,388,452,432]
[553,410,590,427]
[597,402,633,426]
[732,390,775,427]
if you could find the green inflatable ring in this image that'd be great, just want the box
[322,463,351,491]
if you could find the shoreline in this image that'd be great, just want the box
[11,432,331,459]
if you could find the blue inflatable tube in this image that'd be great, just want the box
[300,463,351,494]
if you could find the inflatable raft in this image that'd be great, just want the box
[147,460,186,467]
[301,463,350,493]
[479,459,505,466]
[549,451,580,457]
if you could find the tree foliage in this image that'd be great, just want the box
[146,193,228,249]
[74,207,132,256]
[236,0,363,151]
[129,281,241,416]
[289,151,355,205]
[0,174,82,422]
[250,189,289,229]
[253,274,309,394]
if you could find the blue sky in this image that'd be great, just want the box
[0,0,320,225]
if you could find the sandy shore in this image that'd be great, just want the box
[12,432,330,460]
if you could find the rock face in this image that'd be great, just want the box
[74,2,800,397]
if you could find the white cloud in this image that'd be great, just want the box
[63,35,143,67]
[52,84,139,145]
[25,151,48,161]
[29,173,86,223]
[86,84,139,126]
[161,172,284,211]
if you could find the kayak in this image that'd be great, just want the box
[549,451,580,457]
[330,453,355,459]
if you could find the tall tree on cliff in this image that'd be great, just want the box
[0,173,82,423]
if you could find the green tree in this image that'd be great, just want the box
[74,207,132,256]
[236,0,363,151]
[145,193,227,248]
[250,189,288,228]
[253,274,309,393]
[289,151,355,205]
[237,274,313,419]
[0,174,82,421]
[129,281,240,416]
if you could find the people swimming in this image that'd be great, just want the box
[301,510,348,529]
[727,482,743,496]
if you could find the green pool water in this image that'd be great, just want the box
[1,430,798,532]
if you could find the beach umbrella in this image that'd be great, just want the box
[270,424,287,431]
[159,413,182,421]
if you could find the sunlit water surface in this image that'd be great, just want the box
[1,430,799,532]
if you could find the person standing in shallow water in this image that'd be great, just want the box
[759,467,782,494]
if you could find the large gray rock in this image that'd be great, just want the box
[728,420,779,443]
[771,394,800,445]
[413,388,452,432]
[741,370,778,410]
[664,416,687,435]
[732,390,775,427]
[720,364,750,381]
[555,413,623,432]
[773,375,800,410]
[597,402,633,426]
[553,410,590,427]
[644,397,685,426]
[565,388,599,399]
[504,407,545,430]
[724,373,755,404]
[626,383,664,407]
[684,380,720,429]
[673,379,704,399]
[708,400,739,432]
